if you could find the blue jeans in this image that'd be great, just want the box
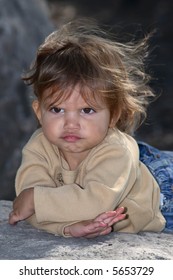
[138,141,173,232]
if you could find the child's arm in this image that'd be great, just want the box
[9,188,34,225]
[9,188,126,238]
[64,207,126,238]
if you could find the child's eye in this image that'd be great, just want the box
[50,107,64,114]
[81,108,96,114]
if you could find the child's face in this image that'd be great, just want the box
[33,86,112,169]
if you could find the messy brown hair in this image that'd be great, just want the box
[22,19,155,134]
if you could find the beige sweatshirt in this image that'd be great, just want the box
[15,128,165,236]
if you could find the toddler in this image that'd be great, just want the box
[9,20,172,237]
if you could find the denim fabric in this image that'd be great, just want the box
[138,141,173,231]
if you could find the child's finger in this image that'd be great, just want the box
[83,224,111,238]
[95,207,125,222]
[85,225,112,238]
[106,213,126,226]
[99,226,112,236]
[115,207,126,215]
[102,211,126,225]
[85,221,107,233]
[94,211,116,222]
[8,211,19,225]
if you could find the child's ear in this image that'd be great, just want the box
[109,117,116,128]
[32,100,42,125]
[109,109,121,128]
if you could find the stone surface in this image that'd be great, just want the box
[0,200,172,260]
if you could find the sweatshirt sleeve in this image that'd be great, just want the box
[15,148,57,195]
[34,142,137,224]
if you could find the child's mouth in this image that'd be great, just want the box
[62,135,81,143]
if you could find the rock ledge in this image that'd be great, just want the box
[0,200,172,260]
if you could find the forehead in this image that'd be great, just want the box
[60,86,84,102]
[42,84,106,109]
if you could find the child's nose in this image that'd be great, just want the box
[64,112,80,129]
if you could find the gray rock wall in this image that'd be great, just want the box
[0,0,54,200]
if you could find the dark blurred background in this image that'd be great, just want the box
[0,0,173,200]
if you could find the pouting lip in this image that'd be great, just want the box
[61,134,82,142]
[61,133,81,138]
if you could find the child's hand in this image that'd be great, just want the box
[8,188,35,225]
[64,207,126,238]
